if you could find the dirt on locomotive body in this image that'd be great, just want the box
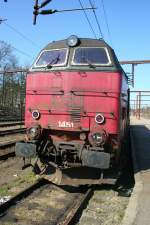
[15,35,130,186]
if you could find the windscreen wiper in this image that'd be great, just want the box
[87,60,95,69]
[46,55,60,68]
[81,57,95,68]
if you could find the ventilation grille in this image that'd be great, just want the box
[70,107,81,123]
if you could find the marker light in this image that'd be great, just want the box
[32,110,40,120]
[95,113,105,124]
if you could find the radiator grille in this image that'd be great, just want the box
[70,107,81,123]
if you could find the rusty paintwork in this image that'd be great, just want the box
[25,71,127,134]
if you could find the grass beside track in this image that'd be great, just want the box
[0,171,37,197]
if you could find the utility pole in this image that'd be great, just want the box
[33,0,96,25]
[2,0,96,25]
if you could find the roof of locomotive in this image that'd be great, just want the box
[44,38,112,51]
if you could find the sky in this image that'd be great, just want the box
[0,0,150,93]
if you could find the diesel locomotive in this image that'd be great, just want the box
[16,35,129,185]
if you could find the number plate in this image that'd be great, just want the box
[58,121,74,128]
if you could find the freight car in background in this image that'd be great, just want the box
[16,35,129,185]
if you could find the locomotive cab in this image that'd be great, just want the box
[15,35,129,185]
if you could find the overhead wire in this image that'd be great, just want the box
[101,0,113,46]
[0,20,37,59]
[12,46,34,59]
[77,0,97,39]
[89,0,104,39]
[3,21,41,48]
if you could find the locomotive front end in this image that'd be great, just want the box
[15,35,129,185]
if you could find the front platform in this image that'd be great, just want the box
[124,117,150,225]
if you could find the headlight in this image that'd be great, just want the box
[27,125,41,140]
[32,110,40,120]
[92,133,103,145]
[95,113,105,124]
[89,130,108,146]
[67,35,79,47]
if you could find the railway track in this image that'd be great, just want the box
[0,121,24,128]
[0,129,134,225]
[0,122,25,160]
[0,179,93,225]
[0,127,25,136]
[0,140,23,160]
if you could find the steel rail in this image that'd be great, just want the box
[0,128,25,136]
[57,188,93,225]
[0,139,23,147]
[0,151,15,160]
[0,121,24,128]
[0,139,24,160]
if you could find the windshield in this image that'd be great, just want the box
[35,48,68,67]
[73,47,111,65]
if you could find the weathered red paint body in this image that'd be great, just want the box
[25,71,125,135]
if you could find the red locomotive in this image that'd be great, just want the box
[16,35,129,185]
